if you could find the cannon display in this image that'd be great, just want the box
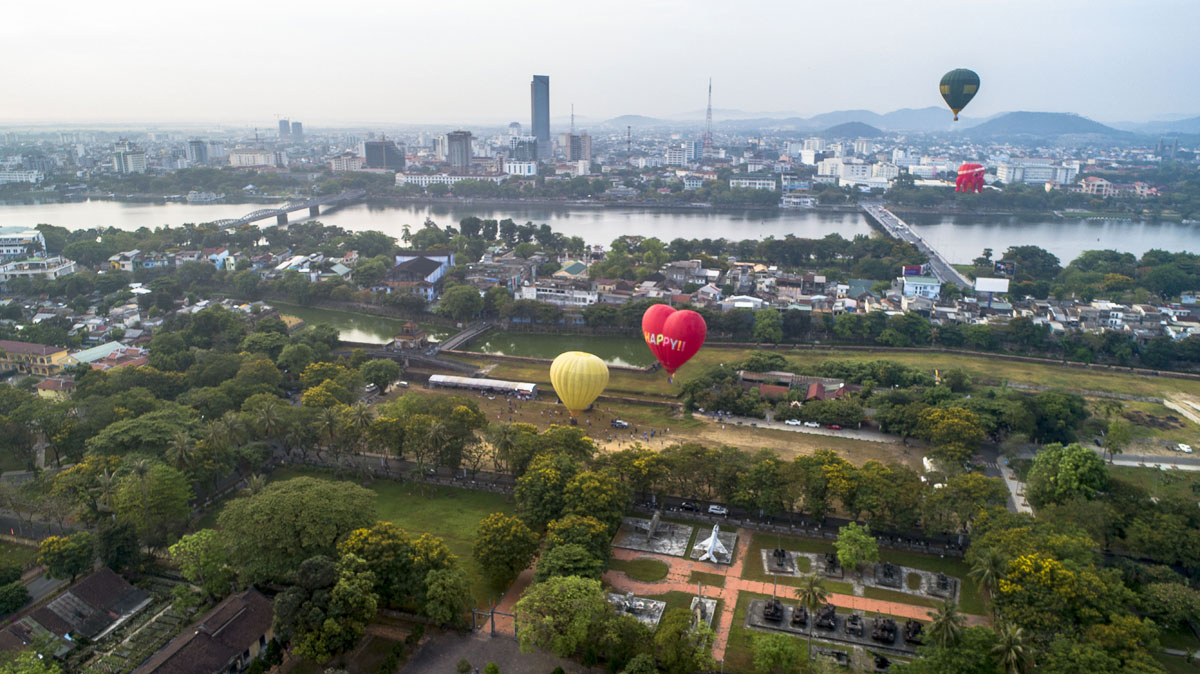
[904,620,924,644]
[791,604,808,627]
[815,603,838,630]
[873,653,891,672]
[814,648,851,667]
[845,613,864,636]
[876,561,902,588]
[871,617,898,644]
[823,552,842,576]
[762,597,784,622]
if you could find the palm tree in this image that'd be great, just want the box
[255,400,281,443]
[347,403,374,453]
[204,418,230,451]
[795,573,828,654]
[991,622,1030,674]
[926,598,966,648]
[317,406,342,461]
[127,458,153,532]
[969,547,1006,618]
[245,473,268,496]
[220,411,245,448]
[166,432,195,472]
[484,423,519,476]
[92,469,117,514]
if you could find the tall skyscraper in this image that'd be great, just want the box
[566,133,591,162]
[530,75,550,160]
[290,121,303,139]
[508,136,539,162]
[364,139,405,170]
[447,130,473,170]
[186,139,208,165]
[278,119,290,138]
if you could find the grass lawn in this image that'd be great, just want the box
[1111,465,1200,501]
[863,586,941,610]
[1156,654,1200,674]
[689,571,726,588]
[723,590,846,672]
[0,542,37,570]
[208,467,512,608]
[740,533,849,594]
[1160,625,1200,652]
[608,558,670,583]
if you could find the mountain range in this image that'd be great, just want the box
[599,107,1199,139]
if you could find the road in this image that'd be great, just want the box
[696,412,895,443]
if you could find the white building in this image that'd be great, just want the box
[798,149,818,166]
[0,256,77,284]
[995,160,1078,186]
[518,280,598,306]
[907,165,939,179]
[729,177,776,190]
[329,154,364,172]
[229,150,279,167]
[872,163,900,179]
[780,194,817,208]
[504,160,538,177]
[664,146,687,166]
[803,137,826,152]
[0,228,46,259]
[0,170,44,184]
[395,173,506,188]
[112,150,147,174]
[896,275,941,299]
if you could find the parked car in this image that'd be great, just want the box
[708,504,729,516]
[679,502,700,512]
[1178,443,1193,454]
[826,424,843,430]
[803,421,820,428]
[784,419,803,426]
[365,383,378,393]
[611,419,630,429]
[396,381,409,388]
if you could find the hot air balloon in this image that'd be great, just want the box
[549,351,609,421]
[955,163,985,193]
[641,305,707,380]
[939,68,980,121]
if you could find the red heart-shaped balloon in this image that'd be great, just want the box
[641,305,706,375]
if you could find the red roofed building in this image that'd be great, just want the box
[90,347,148,371]
[805,381,826,402]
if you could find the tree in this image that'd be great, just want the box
[1103,418,1132,463]
[272,554,378,664]
[113,461,192,546]
[1138,582,1200,629]
[545,515,611,564]
[654,608,715,674]
[94,519,140,572]
[752,308,783,344]
[0,650,60,674]
[534,543,604,582]
[620,653,657,674]
[437,285,484,322]
[834,522,878,574]
[38,532,95,582]
[1026,442,1108,507]
[169,529,234,599]
[795,573,827,653]
[968,547,1006,614]
[919,407,985,467]
[514,576,610,657]
[360,359,401,392]
[895,626,1002,674]
[219,477,376,583]
[752,632,803,674]
[337,522,416,610]
[926,598,966,648]
[473,513,540,586]
[561,470,629,534]
[991,622,1031,674]
[515,453,581,530]
[423,566,472,626]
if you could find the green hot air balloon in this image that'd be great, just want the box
[940,68,980,121]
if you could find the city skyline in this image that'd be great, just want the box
[3,0,1199,127]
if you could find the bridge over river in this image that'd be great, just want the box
[860,202,972,289]
[208,189,366,229]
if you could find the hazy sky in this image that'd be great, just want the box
[4,0,1197,127]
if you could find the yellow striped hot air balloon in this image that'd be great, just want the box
[549,351,609,421]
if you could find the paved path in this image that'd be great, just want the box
[696,414,896,444]
[997,461,1033,514]
[603,529,986,663]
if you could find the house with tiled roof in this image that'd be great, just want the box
[133,589,274,674]
[0,568,152,651]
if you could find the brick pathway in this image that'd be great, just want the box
[603,529,986,663]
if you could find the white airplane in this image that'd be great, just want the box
[697,524,728,562]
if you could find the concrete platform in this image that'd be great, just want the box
[745,599,921,656]
[607,592,666,628]
[612,516,695,558]
[688,528,738,565]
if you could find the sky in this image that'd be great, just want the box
[3,0,1198,127]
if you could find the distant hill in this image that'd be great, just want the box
[967,111,1129,138]
[599,114,673,128]
[876,107,959,132]
[820,122,886,138]
[1120,115,1200,135]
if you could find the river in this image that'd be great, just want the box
[1,198,1196,264]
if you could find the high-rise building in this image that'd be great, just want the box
[290,121,303,139]
[508,136,539,162]
[566,133,592,162]
[278,119,290,138]
[186,140,208,165]
[112,148,147,174]
[363,140,406,170]
[447,131,473,170]
[530,75,550,160]
[508,122,521,137]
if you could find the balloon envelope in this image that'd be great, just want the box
[641,305,707,375]
[939,68,980,121]
[549,351,609,416]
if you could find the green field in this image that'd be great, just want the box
[209,467,511,607]
[689,571,727,588]
[608,557,670,583]
[1156,654,1200,674]
[1110,465,1200,501]
[0,541,37,570]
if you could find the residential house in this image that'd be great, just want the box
[0,340,72,376]
[203,247,230,270]
[90,346,149,371]
[35,376,75,401]
[552,260,589,281]
[893,276,941,300]
[386,257,445,302]
[518,278,598,306]
[0,568,152,650]
[0,256,77,285]
[132,589,273,674]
